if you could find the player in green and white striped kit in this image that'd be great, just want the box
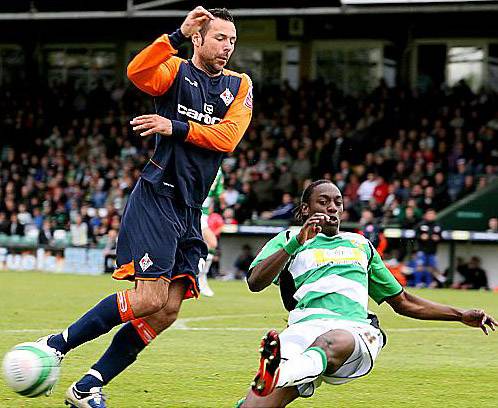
[238,180,496,408]
[199,168,225,297]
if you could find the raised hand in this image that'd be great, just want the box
[180,6,215,38]
[297,213,330,245]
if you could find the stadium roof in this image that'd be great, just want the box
[0,0,497,19]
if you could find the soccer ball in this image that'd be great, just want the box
[2,342,60,397]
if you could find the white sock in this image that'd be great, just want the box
[201,253,214,277]
[276,347,327,388]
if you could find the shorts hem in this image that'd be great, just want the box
[134,276,171,282]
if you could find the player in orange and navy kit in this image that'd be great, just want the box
[32,7,252,407]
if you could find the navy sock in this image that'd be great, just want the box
[75,374,103,392]
[47,333,67,354]
[48,294,123,355]
[76,322,147,391]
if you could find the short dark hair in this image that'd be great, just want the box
[199,8,234,40]
[294,179,335,222]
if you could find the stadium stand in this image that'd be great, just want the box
[1,78,497,249]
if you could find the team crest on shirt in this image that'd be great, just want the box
[139,253,153,272]
[220,88,234,106]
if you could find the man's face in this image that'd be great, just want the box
[425,210,436,222]
[302,183,344,236]
[193,18,236,74]
[489,218,498,230]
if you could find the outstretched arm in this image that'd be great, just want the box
[386,291,497,335]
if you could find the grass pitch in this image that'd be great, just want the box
[1,271,497,407]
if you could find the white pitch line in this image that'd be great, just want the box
[0,314,475,334]
[389,327,468,332]
[171,313,265,329]
[0,327,471,334]
[1,329,63,333]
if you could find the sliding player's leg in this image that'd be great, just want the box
[240,386,299,408]
[243,321,365,407]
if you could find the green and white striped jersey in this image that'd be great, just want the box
[250,230,403,326]
[202,168,224,216]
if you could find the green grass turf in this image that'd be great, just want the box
[1,271,497,407]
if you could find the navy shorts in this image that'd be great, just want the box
[113,178,208,299]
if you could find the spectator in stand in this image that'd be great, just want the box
[357,172,378,204]
[0,212,10,235]
[448,158,468,200]
[234,182,256,223]
[401,206,419,229]
[290,149,312,190]
[223,207,238,225]
[456,175,475,201]
[1,78,497,239]
[70,214,88,247]
[416,209,445,286]
[359,208,387,257]
[452,256,489,290]
[254,149,271,174]
[334,172,347,192]
[433,171,451,209]
[17,203,33,226]
[53,202,69,230]
[275,146,293,168]
[383,250,407,286]
[343,173,360,203]
[32,207,44,230]
[261,193,295,221]
[383,181,398,211]
[252,171,274,212]
[421,185,437,212]
[406,251,433,288]
[233,244,254,280]
[373,175,389,205]
[275,163,295,197]
[38,219,54,246]
[224,181,240,208]
[487,217,498,233]
[103,229,118,273]
[9,213,24,236]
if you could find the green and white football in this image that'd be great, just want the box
[2,342,60,398]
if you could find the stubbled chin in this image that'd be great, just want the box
[207,63,224,75]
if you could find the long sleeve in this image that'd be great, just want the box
[127,31,185,96]
[181,73,253,153]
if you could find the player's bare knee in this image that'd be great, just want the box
[161,306,180,327]
[147,304,181,334]
[311,330,355,369]
[310,336,334,365]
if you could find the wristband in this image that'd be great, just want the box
[171,120,189,140]
[283,236,301,255]
[168,29,188,49]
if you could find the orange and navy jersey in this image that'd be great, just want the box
[127,29,253,208]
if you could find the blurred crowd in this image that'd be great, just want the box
[1,78,497,250]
